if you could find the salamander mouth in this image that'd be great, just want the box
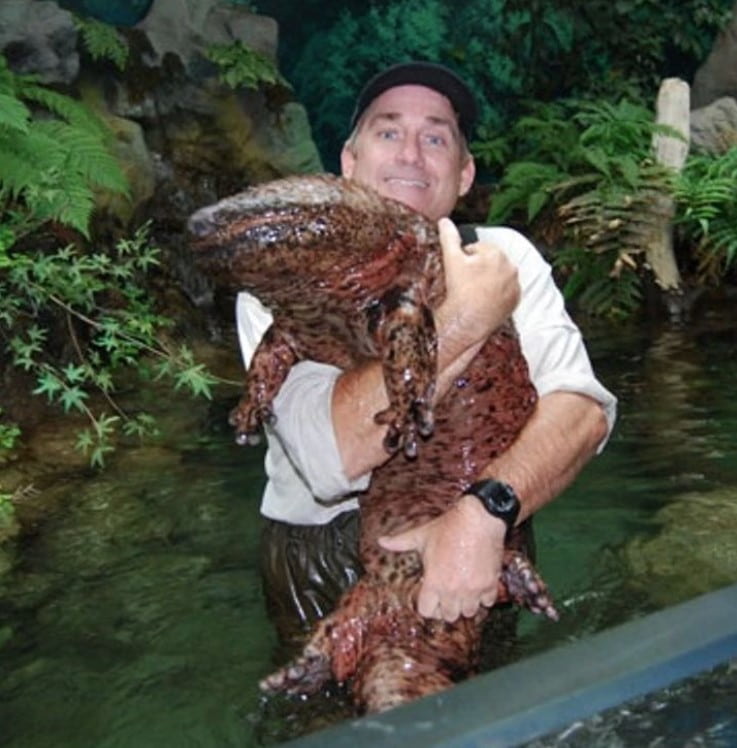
[187,205,218,239]
[188,204,288,241]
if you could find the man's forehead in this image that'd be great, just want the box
[361,85,461,130]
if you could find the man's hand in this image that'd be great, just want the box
[378,494,508,622]
[435,218,520,349]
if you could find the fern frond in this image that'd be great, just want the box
[55,182,96,235]
[18,84,109,139]
[35,120,128,195]
[0,139,43,197]
[0,127,67,196]
[73,16,129,70]
[488,161,568,223]
[0,93,30,132]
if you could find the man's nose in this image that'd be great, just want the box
[396,135,423,165]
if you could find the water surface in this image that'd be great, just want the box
[1,307,736,746]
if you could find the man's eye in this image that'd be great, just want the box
[377,129,398,140]
[424,133,447,147]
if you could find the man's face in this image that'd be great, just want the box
[340,85,475,221]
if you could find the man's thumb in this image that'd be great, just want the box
[438,216,475,259]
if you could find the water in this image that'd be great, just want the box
[1,307,736,746]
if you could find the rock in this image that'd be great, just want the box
[78,78,157,225]
[1,0,322,232]
[692,3,737,109]
[623,488,737,607]
[690,96,737,155]
[134,0,278,67]
[0,0,78,84]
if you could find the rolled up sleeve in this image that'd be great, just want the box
[269,361,372,501]
[236,292,370,510]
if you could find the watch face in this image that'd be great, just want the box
[468,479,520,529]
[494,487,517,513]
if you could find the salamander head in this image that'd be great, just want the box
[187,173,428,246]
[187,173,437,292]
[188,174,348,241]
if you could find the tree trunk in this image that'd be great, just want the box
[648,78,690,316]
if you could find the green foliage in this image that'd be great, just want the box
[0,491,14,535]
[283,0,731,169]
[484,98,670,222]
[73,15,129,70]
[568,0,731,95]
[0,408,20,453]
[205,41,290,91]
[290,0,453,168]
[480,97,677,318]
[554,243,643,320]
[1,224,220,468]
[0,54,129,239]
[674,146,737,281]
[480,92,737,316]
[292,0,562,166]
[0,55,228,470]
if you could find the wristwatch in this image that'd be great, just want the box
[464,479,520,532]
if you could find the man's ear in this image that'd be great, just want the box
[340,143,356,178]
[458,156,476,197]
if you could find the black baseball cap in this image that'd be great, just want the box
[349,61,478,140]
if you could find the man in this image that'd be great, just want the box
[237,62,616,640]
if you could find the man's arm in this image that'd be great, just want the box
[379,390,607,621]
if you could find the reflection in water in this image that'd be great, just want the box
[1,310,736,746]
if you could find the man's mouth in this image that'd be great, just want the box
[384,177,429,189]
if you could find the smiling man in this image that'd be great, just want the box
[236,62,616,640]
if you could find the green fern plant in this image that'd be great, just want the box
[0,54,129,238]
[73,15,129,70]
[554,242,643,320]
[480,97,677,317]
[205,41,290,91]
[673,146,737,282]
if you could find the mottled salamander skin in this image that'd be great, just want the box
[189,173,445,457]
[188,174,558,713]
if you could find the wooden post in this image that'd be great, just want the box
[648,78,690,294]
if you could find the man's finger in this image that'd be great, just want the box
[479,591,498,608]
[417,586,442,619]
[461,598,480,618]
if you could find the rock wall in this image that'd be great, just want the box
[0,0,323,230]
[689,1,737,152]
[692,1,737,109]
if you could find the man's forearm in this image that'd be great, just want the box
[473,390,608,521]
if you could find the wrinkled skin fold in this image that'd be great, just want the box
[188,174,558,713]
